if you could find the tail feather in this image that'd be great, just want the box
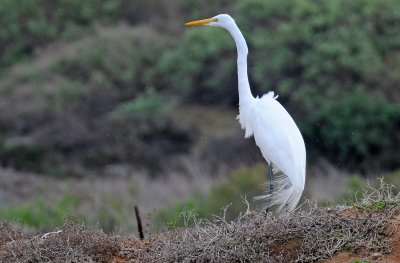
[255,173,303,212]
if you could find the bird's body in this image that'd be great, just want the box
[185,14,306,211]
[242,92,306,211]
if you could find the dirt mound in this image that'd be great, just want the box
[324,213,400,263]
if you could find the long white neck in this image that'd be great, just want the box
[225,23,254,107]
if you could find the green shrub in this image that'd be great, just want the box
[236,0,400,111]
[0,137,47,172]
[0,25,166,121]
[0,25,189,176]
[2,0,400,175]
[235,0,400,171]
[307,93,400,171]
[42,79,88,113]
[153,164,265,230]
[0,196,80,229]
[155,0,400,171]
[157,28,237,104]
[117,0,238,30]
[0,0,237,71]
[110,88,173,119]
[52,26,165,99]
[0,0,119,70]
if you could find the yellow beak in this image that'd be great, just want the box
[185,18,218,26]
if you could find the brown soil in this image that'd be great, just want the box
[321,213,400,263]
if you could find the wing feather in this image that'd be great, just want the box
[242,94,306,211]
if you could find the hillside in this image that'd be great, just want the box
[1,0,400,177]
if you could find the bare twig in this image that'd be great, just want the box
[135,205,145,240]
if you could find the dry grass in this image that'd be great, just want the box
[0,181,398,262]
[0,218,120,262]
[120,180,399,262]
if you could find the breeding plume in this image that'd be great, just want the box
[185,14,306,211]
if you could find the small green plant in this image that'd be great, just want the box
[355,200,399,212]
[351,259,371,263]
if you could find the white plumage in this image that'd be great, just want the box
[186,14,306,211]
[250,92,306,211]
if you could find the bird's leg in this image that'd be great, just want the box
[265,163,274,214]
[268,163,274,194]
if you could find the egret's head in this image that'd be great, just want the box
[185,14,235,29]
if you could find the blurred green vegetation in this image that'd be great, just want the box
[157,28,237,104]
[0,165,397,233]
[157,0,400,172]
[0,137,47,172]
[320,172,400,207]
[237,0,400,172]
[153,165,265,230]
[0,0,119,70]
[0,0,235,71]
[308,93,400,171]
[0,195,80,229]
[154,166,400,230]
[336,175,368,205]
[0,26,192,176]
[110,88,174,119]
[383,169,400,187]
[51,25,166,101]
[0,0,399,175]
[0,186,141,233]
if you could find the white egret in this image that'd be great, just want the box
[185,14,306,211]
